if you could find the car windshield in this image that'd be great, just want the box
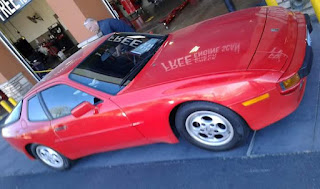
[69,33,167,95]
[3,101,22,126]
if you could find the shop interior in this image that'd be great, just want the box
[106,0,262,34]
[106,0,192,33]
[0,0,78,78]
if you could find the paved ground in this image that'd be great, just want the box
[0,11,319,189]
[2,151,320,189]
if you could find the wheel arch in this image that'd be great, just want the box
[25,143,36,159]
[168,100,250,136]
[25,143,71,160]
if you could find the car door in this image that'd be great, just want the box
[40,84,146,158]
[16,95,59,150]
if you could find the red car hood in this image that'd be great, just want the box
[126,7,268,92]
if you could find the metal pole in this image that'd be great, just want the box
[224,0,236,12]
[8,97,17,106]
[0,100,12,113]
[311,0,320,22]
[265,0,278,6]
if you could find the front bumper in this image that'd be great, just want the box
[298,45,313,78]
[304,14,313,33]
[298,14,313,78]
[299,14,314,78]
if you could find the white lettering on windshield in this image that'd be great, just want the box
[108,35,143,48]
[121,37,132,45]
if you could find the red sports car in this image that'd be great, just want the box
[1,7,313,170]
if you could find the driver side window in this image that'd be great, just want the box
[41,84,100,119]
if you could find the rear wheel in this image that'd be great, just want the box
[31,144,71,170]
[175,101,250,151]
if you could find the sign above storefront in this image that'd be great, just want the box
[0,0,32,22]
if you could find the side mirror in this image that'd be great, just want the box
[71,101,95,118]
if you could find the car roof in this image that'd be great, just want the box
[24,35,109,98]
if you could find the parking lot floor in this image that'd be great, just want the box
[0,17,319,178]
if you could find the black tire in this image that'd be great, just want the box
[31,144,72,170]
[175,101,250,151]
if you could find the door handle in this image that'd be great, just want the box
[54,125,67,132]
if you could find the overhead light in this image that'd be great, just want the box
[189,46,200,53]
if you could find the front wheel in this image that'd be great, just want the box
[31,144,71,170]
[175,101,250,151]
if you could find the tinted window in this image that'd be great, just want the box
[41,85,97,119]
[4,101,22,125]
[69,33,166,95]
[28,96,48,121]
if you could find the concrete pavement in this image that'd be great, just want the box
[1,151,320,189]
